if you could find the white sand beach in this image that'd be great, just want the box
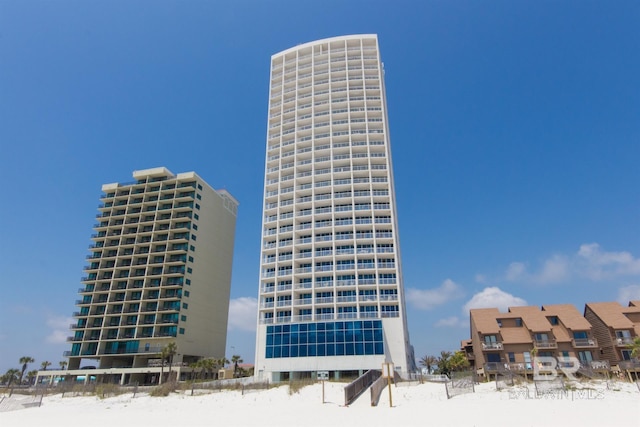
[1,380,638,427]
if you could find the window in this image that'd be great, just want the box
[184,290,190,297]
[523,352,532,370]
[191,234,197,241]
[187,267,193,274]
[578,351,593,362]
[487,353,501,363]
[181,315,187,321]
[195,203,200,210]
[337,260,354,270]
[515,318,523,327]
[182,303,188,309]
[615,330,631,342]
[484,335,497,344]
[190,245,195,251]
[196,194,201,200]
[188,256,194,262]
[179,328,185,335]
[194,213,199,220]
[508,352,516,363]
[548,316,559,325]
[264,320,384,359]
[534,333,549,342]
[193,224,198,230]
[186,279,191,285]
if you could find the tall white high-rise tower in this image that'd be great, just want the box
[255,35,414,381]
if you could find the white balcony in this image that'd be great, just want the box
[481,342,503,351]
[572,338,597,348]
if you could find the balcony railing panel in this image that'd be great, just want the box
[481,342,503,350]
[533,339,557,349]
[572,338,597,347]
[618,360,640,370]
[615,337,634,346]
[587,360,610,370]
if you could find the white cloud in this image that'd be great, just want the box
[576,243,640,280]
[537,255,570,284]
[435,316,467,328]
[505,262,526,281]
[46,315,74,344]
[474,274,487,284]
[463,287,527,313]
[502,243,640,285]
[227,297,258,332]
[617,285,640,304]
[406,279,464,310]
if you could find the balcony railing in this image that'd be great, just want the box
[481,342,503,351]
[533,339,557,349]
[381,312,399,318]
[586,360,610,370]
[484,362,532,372]
[615,337,634,346]
[337,312,358,319]
[618,360,640,370]
[572,338,597,348]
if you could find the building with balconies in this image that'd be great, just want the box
[584,301,640,373]
[469,305,603,379]
[254,35,415,381]
[56,167,238,385]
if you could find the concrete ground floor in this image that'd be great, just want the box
[35,365,194,386]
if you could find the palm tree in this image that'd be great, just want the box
[436,351,453,376]
[26,370,38,385]
[201,358,215,380]
[59,361,68,371]
[4,368,20,386]
[231,355,243,377]
[449,351,471,372]
[419,355,437,374]
[18,356,35,385]
[160,342,178,384]
[628,336,640,358]
[40,361,52,371]
[188,361,200,381]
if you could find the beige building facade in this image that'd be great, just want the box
[54,167,238,385]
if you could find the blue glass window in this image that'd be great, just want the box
[265,320,384,359]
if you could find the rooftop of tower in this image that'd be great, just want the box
[272,34,379,58]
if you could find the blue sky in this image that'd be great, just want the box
[1,1,639,373]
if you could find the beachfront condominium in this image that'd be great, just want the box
[255,35,414,381]
[66,167,238,384]
[468,305,606,380]
[584,301,640,371]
